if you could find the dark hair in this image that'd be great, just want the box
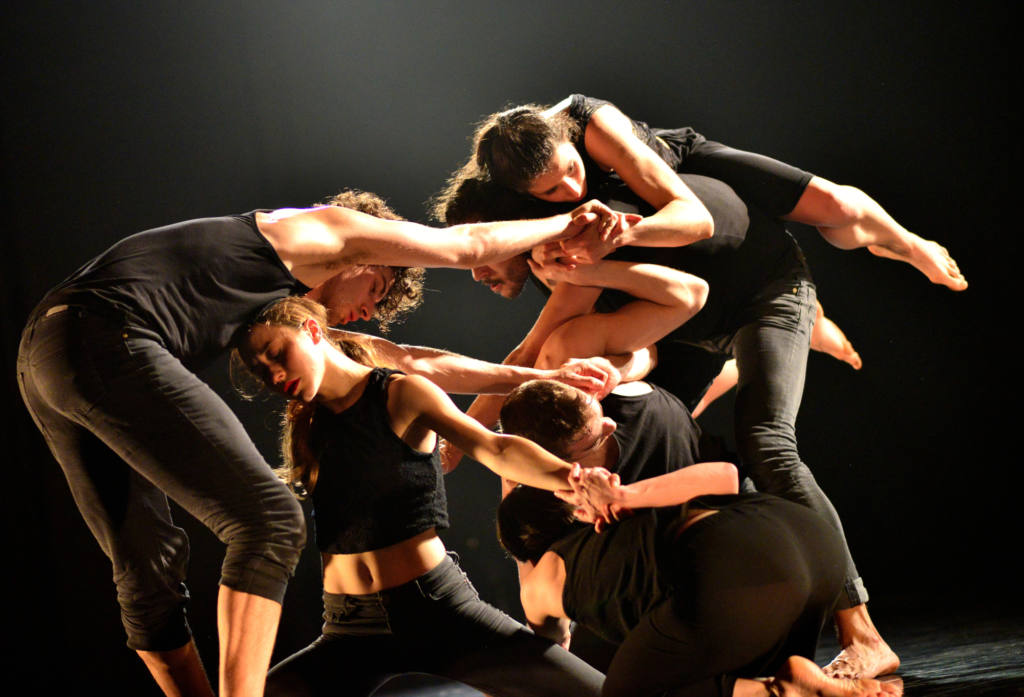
[496,485,576,564]
[321,189,426,332]
[231,296,377,497]
[499,380,590,458]
[473,105,579,192]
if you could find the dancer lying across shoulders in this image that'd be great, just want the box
[469,93,965,290]
[235,296,616,697]
[498,467,900,697]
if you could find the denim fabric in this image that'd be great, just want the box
[265,554,604,697]
[17,305,305,650]
[730,276,867,608]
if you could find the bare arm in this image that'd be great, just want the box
[390,375,578,491]
[531,258,708,359]
[583,104,713,246]
[557,462,739,527]
[256,202,612,288]
[690,359,739,419]
[327,328,611,395]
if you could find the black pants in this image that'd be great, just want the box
[266,554,605,696]
[602,494,845,697]
[17,304,305,650]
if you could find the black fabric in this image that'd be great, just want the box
[45,211,308,370]
[265,554,604,697]
[565,93,812,219]
[553,493,845,697]
[310,368,449,554]
[599,174,809,345]
[602,384,702,484]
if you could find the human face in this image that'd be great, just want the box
[306,266,395,325]
[471,254,531,299]
[562,396,617,466]
[239,320,325,402]
[526,141,587,203]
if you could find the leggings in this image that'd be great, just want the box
[602,494,845,697]
[17,304,305,650]
[266,553,604,697]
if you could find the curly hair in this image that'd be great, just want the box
[499,379,591,459]
[473,104,580,193]
[320,189,426,332]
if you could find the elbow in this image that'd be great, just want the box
[720,462,740,494]
[448,225,492,269]
[673,276,709,321]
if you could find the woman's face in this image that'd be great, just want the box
[526,141,587,203]
[239,320,326,402]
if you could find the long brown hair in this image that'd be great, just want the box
[234,296,377,497]
[473,104,580,193]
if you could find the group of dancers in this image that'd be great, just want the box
[17,94,966,697]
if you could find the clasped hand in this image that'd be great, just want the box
[557,463,633,532]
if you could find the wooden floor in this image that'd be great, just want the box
[374,601,1024,696]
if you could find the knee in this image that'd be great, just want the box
[219,492,307,602]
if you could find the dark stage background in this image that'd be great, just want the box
[2,2,1013,693]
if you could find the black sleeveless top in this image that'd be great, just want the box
[309,368,449,554]
[566,94,704,203]
[551,507,679,643]
[603,384,702,485]
[46,211,309,369]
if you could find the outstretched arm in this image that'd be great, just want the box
[389,374,581,492]
[256,201,614,289]
[327,328,614,395]
[558,462,739,528]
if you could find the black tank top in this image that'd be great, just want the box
[309,368,449,554]
[46,211,308,369]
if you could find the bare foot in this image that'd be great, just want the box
[868,236,967,291]
[769,656,901,697]
[823,641,900,680]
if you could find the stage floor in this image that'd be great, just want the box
[375,601,1024,696]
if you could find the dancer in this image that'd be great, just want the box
[446,173,898,679]
[497,468,900,697]
[15,189,616,697]
[469,93,965,290]
[236,296,609,696]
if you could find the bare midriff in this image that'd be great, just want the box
[322,528,448,595]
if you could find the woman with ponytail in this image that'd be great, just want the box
[235,296,608,696]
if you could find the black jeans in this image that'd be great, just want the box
[17,304,305,650]
[266,553,605,697]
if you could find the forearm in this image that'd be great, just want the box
[453,214,577,268]
[563,260,707,312]
[398,346,555,394]
[473,435,572,491]
[619,462,739,509]
[617,198,713,247]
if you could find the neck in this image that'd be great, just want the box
[316,348,375,411]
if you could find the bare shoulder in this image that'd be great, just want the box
[522,550,567,619]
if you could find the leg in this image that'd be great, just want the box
[138,639,215,697]
[18,308,305,696]
[789,176,966,291]
[731,282,897,678]
[810,302,862,370]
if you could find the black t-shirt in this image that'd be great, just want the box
[310,368,449,554]
[602,384,702,485]
[47,211,309,369]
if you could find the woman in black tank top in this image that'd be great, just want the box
[234,296,612,697]
[454,94,964,292]
[498,468,899,697]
